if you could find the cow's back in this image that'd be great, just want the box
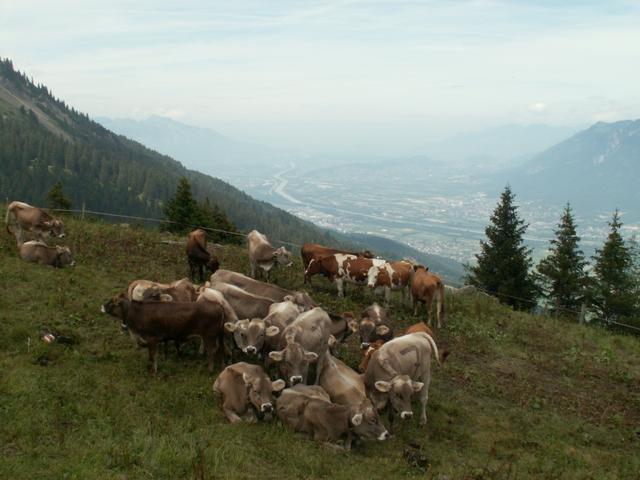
[364,333,432,384]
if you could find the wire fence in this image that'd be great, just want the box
[15,203,639,336]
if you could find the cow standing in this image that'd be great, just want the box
[247,230,292,281]
[363,332,440,431]
[101,295,226,373]
[304,253,386,298]
[411,265,445,328]
[6,201,65,246]
[367,260,414,305]
[186,229,219,282]
[301,243,373,284]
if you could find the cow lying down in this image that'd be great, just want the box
[276,384,388,450]
[213,362,285,423]
[19,241,75,268]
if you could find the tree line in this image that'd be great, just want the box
[466,186,640,330]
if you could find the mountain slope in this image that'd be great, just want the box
[0,59,336,247]
[97,115,281,175]
[502,120,640,216]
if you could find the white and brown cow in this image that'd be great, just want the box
[211,269,315,310]
[213,362,285,423]
[363,332,440,432]
[367,260,414,305]
[6,201,65,246]
[304,254,387,298]
[247,230,293,281]
[301,243,374,284]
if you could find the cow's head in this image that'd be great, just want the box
[413,264,428,273]
[355,318,391,349]
[374,374,424,420]
[47,219,65,238]
[274,247,293,267]
[224,319,280,356]
[242,371,285,415]
[349,400,390,441]
[100,293,130,326]
[284,292,316,311]
[304,258,323,278]
[268,337,318,386]
[361,249,375,259]
[55,245,75,267]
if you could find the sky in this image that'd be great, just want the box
[1,0,640,154]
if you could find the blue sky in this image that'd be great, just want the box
[1,0,639,153]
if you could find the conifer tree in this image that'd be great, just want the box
[465,185,538,309]
[47,181,72,210]
[163,177,200,233]
[537,204,587,318]
[590,210,637,323]
[197,197,242,244]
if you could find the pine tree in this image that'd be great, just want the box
[46,181,72,210]
[536,204,587,318]
[197,197,242,244]
[465,185,538,309]
[163,177,201,233]
[590,210,637,323]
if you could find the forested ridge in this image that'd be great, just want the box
[0,59,336,246]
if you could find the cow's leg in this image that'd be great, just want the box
[250,261,256,279]
[335,278,344,298]
[388,408,396,434]
[314,353,325,385]
[204,338,217,372]
[426,296,434,326]
[384,287,391,307]
[419,374,431,426]
[413,296,419,316]
[222,404,243,424]
[147,342,159,374]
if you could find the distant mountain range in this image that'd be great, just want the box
[501,120,640,218]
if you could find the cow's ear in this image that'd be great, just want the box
[351,413,363,426]
[204,281,211,288]
[327,335,337,347]
[283,294,294,302]
[411,381,424,393]
[375,325,390,336]
[266,326,280,337]
[304,351,318,363]
[224,322,237,333]
[269,350,284,362]
[242,372,251,385]
[348,320,359,333]
[271,379,286,392]
[375,381,391,393]
[342,311,355,319]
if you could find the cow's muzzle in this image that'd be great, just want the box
[261,403,273,413]
[58,234,66,238]
[70,261,76,267]
[400,411,413,420]
[290,376,303,385]
[378,430,390,441]
[100,305,106,313]
[361,342,370,349]
[244,346,257,355]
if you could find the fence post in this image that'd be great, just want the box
[81,202,85,220]
[579,303,586,325]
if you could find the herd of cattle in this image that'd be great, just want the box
[5,201,468,449]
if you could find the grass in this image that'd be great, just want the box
[1,211,639,479]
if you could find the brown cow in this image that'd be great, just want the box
[19,241,75,268]
[411,266,445,328]
[186,229,220,282]
[213,362,285,423]
[301,243,373,283]
[304,254,387,297]
[6,201,65,245]
[127,278,198,303]
[101,295,226,373]
[349,303,393,350]
[247,230,292,281]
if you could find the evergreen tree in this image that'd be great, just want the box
[465,185,538,309]
[536,204,587,318]
[46,181,72,210]
[590,210,637,323]
[197,197,242,244]
[163,177,201,233]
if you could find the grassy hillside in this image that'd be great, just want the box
[1,211,639,479]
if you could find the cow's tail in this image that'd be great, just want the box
[423,333,442,367]
[5,203,14,235]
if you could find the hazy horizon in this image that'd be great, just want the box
[2,0,640,155]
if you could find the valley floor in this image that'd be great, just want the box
[1,213,639,479]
